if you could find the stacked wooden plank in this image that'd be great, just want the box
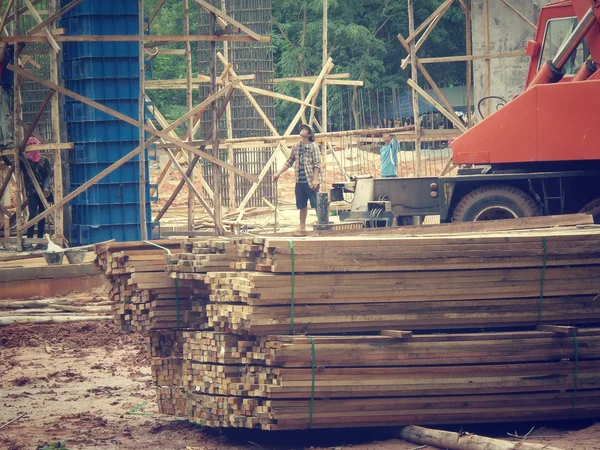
[179,328,600,429]
[166,238,238,282]
[150,329,187,417]
[134,222,600,429]
[95,240,208,332]
[203,229,600,334]
[246,229,600,273]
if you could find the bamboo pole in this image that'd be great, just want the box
[407,0,422,178]
[209,3,223,236]
[184,0,195,231]
[465,0,473,127]
[483,0,491,117]
[407,79,468,133]
[322,0,328,191]
[138,0,148,240]
[49,0,63,242]
[221,0,235,211]
[18,82,238,233]
[10,65,255,181]
[13,0,23,251]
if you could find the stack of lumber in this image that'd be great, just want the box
[179,328,600,429]
[202,229,600,334]
[143,220,600,429]
[165,238,237,281]
[150,329,187,417]
[94,240,206,332]
[241,228,600,273]
[204,270,600,335]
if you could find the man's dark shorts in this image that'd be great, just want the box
[295,182,318,209]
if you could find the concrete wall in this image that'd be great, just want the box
[471,0,552,120]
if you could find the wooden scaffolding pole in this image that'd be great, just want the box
[321,0,328,189]
[209,2,223,235]
[138,0,148,240]
[184,0,195,231]
[14,0,23,250]
[49,0,63,242]
[221,0,236,211]
[407,0,422,177]
[464,0,473,127]
[483,0,491,117]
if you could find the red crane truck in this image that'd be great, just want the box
[331,0,600,225]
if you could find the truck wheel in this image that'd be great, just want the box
[579,198,600,223]
[451,185,540,222]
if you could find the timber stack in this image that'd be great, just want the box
[95,221,600,429]
[94,240,203,332]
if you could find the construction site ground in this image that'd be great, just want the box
[1,318,599,450]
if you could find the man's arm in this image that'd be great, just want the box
[310,143,322,190]
[391,138,399,167]
[273,148,296,182]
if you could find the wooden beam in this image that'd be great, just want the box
[28,0,83,35]
[400,0,452,70]
[397,35,464,130]
[13,1,23,251]
[0,34,271,43]
[419,51,526,63]
[497,0,536,31]
[148,102,213,199]
[4,0,42,26]
[49,0,63,241]
[484,0,491,117]
[408,0,422,178]
[23,0,61,53]
[144,74,254,89]
[0,0,15,37]
[405,0,454,44]
[10,65,256,182]
[154,84,237,223]
[138,0,147,240]
[194,0,262,42]
[465,0,473,127]
[1,143,73,155]
[417,61,466,130]
[184,0,194,231]
[149,0,167,24]
[164,147,215,220]
[284,58,333,136]
[274,74,350,83]
[407,79,468,133]
[17,81,238,233]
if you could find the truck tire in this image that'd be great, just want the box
[579,198,600,223]
[451,185,540,222]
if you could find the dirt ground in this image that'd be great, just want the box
[1,321,600,450]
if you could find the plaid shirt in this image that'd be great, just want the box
[284,141,323,184]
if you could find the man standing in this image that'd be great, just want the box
[0,42,24,150]
[273,124,322,235]
[2,137,53,241]
[380,133,399,178]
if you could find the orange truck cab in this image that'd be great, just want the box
[332,0,600,225]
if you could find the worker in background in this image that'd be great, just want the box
[273,124,322,235]
[380,133,399,178]
[0,42,25,150]
[2,137,53,242]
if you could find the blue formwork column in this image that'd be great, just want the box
[61,0,155,244]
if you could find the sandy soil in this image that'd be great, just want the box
[1,321,600,450]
